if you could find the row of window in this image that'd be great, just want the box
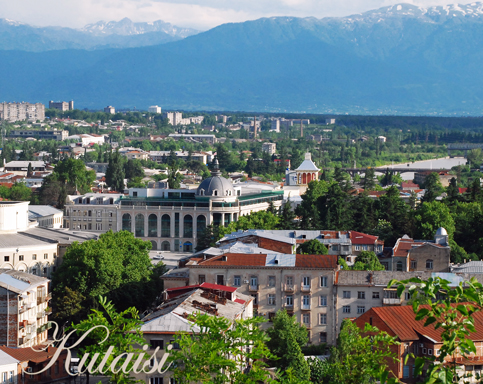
[203,275,330,288]
[4,253,55,262]
[68,209,114,217]
[150,378,177,384]
[342,291,380,299]
[342,305,366,314]
[1,371,14,384]
[382,259,434,271]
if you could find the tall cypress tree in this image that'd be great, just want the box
[105,150,125,192]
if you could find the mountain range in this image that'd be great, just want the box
[0,18,198,51]
[1,3,483,115]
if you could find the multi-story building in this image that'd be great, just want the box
[285,152,320,186]
[0,201,96,278]
[270,119,280,132]
[0,346,70,384]
[168,133,216,144]
[149,150,208,164]
[48,100,74,111]
[28,206,63,229]
[0,350,18,384]
[4,161,46,176]
[148,105,162,113]
[136,283,253,384]
[64,193,122,232]
[0,102,45,122]
[262,142,277,155]
[9,129,68,141]
[186,252,339,344]
[355,304,483,383]
[0,270,51,348]
[65,162,283,251]
[379,228,450,272]
[163,111,182,125]
[104,106,115,114]
[217,229,384,264]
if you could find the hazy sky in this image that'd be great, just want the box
[0,0,466,30]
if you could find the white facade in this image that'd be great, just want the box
[0,102,45,122]
[28,206,63,229]
[0,351,18,384]
[148,105,162,113]
[262,142,277,155]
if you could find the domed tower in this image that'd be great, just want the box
[196,159,235,199]
[434,227,449,246]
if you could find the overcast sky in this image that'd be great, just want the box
[0,0,466,30]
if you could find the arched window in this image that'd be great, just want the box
[148,214,157,237]
[161,241,170,251]
[183,215,193,238]
[426,259,433,270]
[150,240,157,250]
[122,213,132,232]
[302,173,307,184]
[197,215,206,235]
[213,190,218,196]
[135,214,144,237]
[200,189,205,196]
[161,215,170,237]
[183,242,193,252]
[396,261,403,271]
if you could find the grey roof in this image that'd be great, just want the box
[28,205,62,219]
[5,161,45,168]
[0,232,56,248]
[266,254,296,267]
[162,267,190,279]
[336,270,433,287]
[197,175,234,196]
[0,350,19,366]
[198,242,284,257]
[220,230,297,245]
[0,269,49,294]
[451,261,483,274]
[19,227,98,245]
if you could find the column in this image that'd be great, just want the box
[157,213,161,238]
[144,213,149,238]
[170,212,175,238]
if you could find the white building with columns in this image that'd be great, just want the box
[65,161,284,252]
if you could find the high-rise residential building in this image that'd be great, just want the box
[48,100,74,111]
[163,111,183,125]
[0,103,45,122]
[148,105,162,113]
[104,106,115,114]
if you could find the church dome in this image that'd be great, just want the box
[436,227,448,236]
[196,159,235,197]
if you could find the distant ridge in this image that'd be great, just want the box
[0,17,199,51]
[1,2,483,115]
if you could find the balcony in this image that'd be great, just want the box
[301,304,311,311]
[283,302,294,309]
[37,293,52,305]
[27,317,36,325]
[248,284,259,292]
[301,285,311,293]
[37,322,52,334]
[383,297,402,305]
[284,284,295,293]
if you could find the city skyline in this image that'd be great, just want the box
[0,0,473,31]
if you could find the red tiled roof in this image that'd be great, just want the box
[295,254,338,269]
[357,303,483,342]
[0,182,13,188]
[197,253,267,267]
[459,188,468,194]
[234,298,246,304]
[200,282,237,293]
[350,231,379,245]
[401,181,419,188]
[0,346,63,363]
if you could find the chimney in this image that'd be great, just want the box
[253,116,257,139]
[300,119,303,138]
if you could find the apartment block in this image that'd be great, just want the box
[262,142,277,155]
[48,100,74,111]
[186,252,339,345]
[0,103,45,122]
[0,270,51,348]
[10,129,68,141]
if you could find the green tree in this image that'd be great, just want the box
[234,210,280,230]
[322,319,399,384]
[413,201,455,241]
[124,159,144,180]
[168,313,275,384]
[467,148,483,168]
[27,162,33,177]
[266,310,309,370]
[105,150,125,192]
[352,251,385,271]
[376,186,411,245]
[297,239,328,255]
[167,162,182,189]
[52,231,164,322]
[295,180,330,229]
[8,182,32,201]
[285,330,310,382]
[363,168,376,190]
[70,296,146,384]
[350,192,377,233]
[278,200,296,229]
[421,172,444,203]
[195,224,229,252]
[318,183,353,230]
[445,177,460,203]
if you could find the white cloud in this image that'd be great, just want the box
[0,0,470,30]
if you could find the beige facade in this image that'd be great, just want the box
[187,253,339,345]
[0,103,45,122]
[0,270,51,348]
